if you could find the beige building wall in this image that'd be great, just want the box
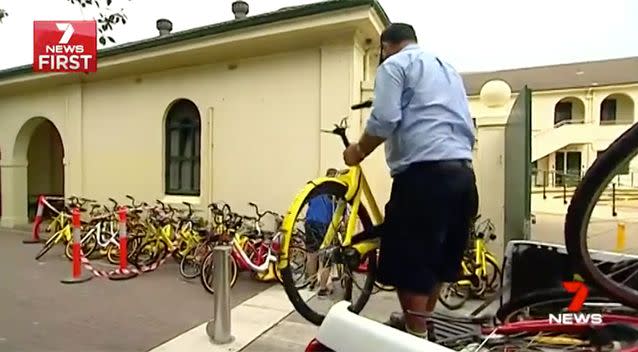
[0,45,359,225]
[0,1,392,226]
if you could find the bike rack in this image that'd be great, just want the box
[206,245,235,344]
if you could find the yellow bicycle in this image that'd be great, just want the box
[438,216,501,310]
[278,106,383,326]
[35,197,98,260]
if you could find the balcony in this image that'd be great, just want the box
[600,93,635,125]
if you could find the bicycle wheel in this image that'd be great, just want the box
[134,240,167,268]
[496,287,614,323]
[106,239,137,265]
[276,236,310,288]
[438,282,471,310]
[180,242,210,279]
[35,234,59,260]
[200,250,238,294]
[64,235,97,261]
[279,181,377,326]
[565,123,638,309]
[474,254,501,298]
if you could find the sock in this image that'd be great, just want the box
[405,324,428,339]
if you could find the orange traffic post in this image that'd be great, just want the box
[61,208,92,284]
[110,206,138,280]
[24,195,46,244]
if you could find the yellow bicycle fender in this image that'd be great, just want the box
[278,176,348,269]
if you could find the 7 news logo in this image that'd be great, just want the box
[33,20,97,73]
[548,281,603,325]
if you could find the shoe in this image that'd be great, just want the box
[383,311,405,331]
[426,321,437,342]
[384,311,436,342]
[317,288,332,299]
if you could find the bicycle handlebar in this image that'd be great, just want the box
[248,202,280,221]
[182,202,194,217]
[318,99,373,148]
[67,195,96,208]
[350,99,373,110]
[126,194,143,208]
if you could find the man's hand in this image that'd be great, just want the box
[343,143,366,166]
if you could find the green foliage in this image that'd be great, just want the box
[66,0,130,45]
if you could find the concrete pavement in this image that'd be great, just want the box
[0,228,272,352]
[241,291,496,352]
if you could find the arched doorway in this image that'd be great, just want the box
[13,117,64,221]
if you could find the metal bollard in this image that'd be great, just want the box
[206,245,234,344]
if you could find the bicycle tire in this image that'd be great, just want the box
[496,287,614,323]
[134,239,168,268]
[35,235,57,260]
[474,254,501,298]
[179,253,201,279]
[200,250,238,294]
[438,282,471,310]
[105,239,136,265]
[565,122,638,309]
[279,181,377,326]
[64,235,98,261]
[374,281,396,292]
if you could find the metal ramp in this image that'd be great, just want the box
[431,312,483,344]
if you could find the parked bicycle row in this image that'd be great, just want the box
[31,195,307,293]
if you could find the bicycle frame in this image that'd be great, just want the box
[46,212,68,235]
[278,164,383,268]
[94,220,118,247]
[233,232,279,273]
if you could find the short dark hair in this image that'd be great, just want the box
[380,23,417,44]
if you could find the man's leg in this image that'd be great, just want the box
[398,290,429,335]
[304,222,321,289]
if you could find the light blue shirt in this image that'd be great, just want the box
[365,44,475,176]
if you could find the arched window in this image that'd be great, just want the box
[165,99,201,195]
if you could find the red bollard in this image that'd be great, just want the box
[110,206,137,280]
[24,195,46,244]
[61,208,92,284]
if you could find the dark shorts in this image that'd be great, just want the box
[304,221,328,252]
[376,159,479,294]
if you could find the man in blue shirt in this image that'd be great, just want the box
[305,168,338,297]
[343,23,478,340]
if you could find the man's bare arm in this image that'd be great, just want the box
[358,133,385,156]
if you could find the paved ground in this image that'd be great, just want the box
[241,292,495,352]
[0,229,272,352]
[532,207,638,254]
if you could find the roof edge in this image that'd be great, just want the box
[0,0,382,80]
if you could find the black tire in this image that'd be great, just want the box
[278,241,311,289]
[200,250,238,294]
[496,288,614,323]
[438,282,471,310]
[565,122,638,309]
[179,253,201,279]
[475,255,501,298]
[279,181,377,326]
[35,236,57,260]
[64,235,98,261]
[134,240,168,268]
